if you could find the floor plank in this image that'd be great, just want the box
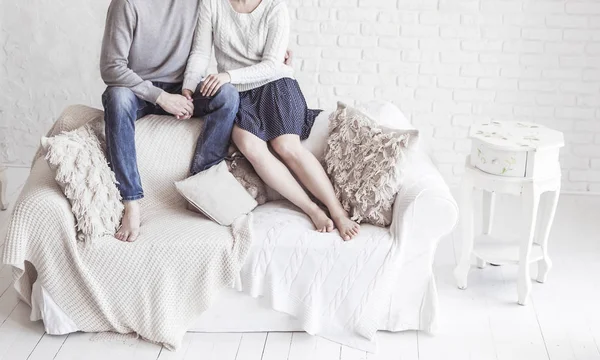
[54,332,162,360]
[157,333,242,360]
[0,301,45,360]
[235,333,267,360]
[340,345,367,360]
[27,333,68,360]
[261,333,292,360]
[287,332,317,360]
[313,337,342,360]
[0,284,19,326]
[366,331,418,360]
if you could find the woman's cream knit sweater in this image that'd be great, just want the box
[183,0,294,93]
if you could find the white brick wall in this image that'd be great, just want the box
[1,0,599,192]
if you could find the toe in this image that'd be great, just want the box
[326,221,335,232]
[128,232,139,242]
[122,232,131,242]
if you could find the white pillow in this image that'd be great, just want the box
[175,161,257,226]
[41,121,124,243]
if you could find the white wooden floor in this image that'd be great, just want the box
[0,167,599,360]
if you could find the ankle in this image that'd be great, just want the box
[305,203,323,216]
[329,207,348,220]
[124,200,140,211]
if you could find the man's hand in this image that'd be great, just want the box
[200,73,231,97]
[157,92,194,119]
[284,49,293,65]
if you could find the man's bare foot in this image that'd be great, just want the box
[115,201,141,242]
[331,211,360,241]
[307,205,335,233]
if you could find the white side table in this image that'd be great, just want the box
[0,166,8,210]
[454,121,564,305]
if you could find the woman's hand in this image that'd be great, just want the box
[179,89,195,119]
[200,73,231,97]
[182,89,194,101]
[157,92,194,119]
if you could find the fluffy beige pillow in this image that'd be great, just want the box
[175,161,258,226]
[324,102,418,227]
[226,151,270,205]
[41,120,124,243]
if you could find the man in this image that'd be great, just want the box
[100,0,241,243]
[100,0,291,243]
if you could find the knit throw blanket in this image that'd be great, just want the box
[2,106,253,350]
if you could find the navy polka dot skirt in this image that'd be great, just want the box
[235,78,322,142]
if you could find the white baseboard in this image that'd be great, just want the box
[449,186,600,197]
[0,164,31,169]
[560,190,600,196]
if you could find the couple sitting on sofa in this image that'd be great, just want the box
[100,0,360,243]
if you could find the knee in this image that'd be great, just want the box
[213,84,240,111]
[102,87,138,115]
[271,139,303,162]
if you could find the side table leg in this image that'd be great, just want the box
[482,190,496,235]
[536,184,560,284]
[0,166,8,211]
[454,174,474,290]
[477,191,496,268]
[518,184,540,306]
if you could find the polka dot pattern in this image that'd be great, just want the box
[235,78,322,141]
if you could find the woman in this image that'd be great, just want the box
[182,0,360,240]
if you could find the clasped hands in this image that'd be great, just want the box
[157,49,293,120]
[155,72,231,120]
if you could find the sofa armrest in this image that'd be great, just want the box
[390,149,459,252]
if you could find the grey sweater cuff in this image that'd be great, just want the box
[143,85,165,105]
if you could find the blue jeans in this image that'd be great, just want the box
[102,82,239,201]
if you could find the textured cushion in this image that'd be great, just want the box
[324,102,418,227]
[41,120,124,243]
[226,151,270,205]
[175,161,258,226]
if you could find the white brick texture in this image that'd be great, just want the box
[1,0,599,192]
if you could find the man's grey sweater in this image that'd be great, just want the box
[100,0,199,104]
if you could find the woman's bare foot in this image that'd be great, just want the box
[331,211,360,241]
[115,201,141,242]
[307,205,335,233]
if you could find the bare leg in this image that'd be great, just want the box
[232,127,333,232]
[270,135,360,241]
[115,200,141,242]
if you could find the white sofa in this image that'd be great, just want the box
[5,102,458,351]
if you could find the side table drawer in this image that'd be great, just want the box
[470,139,527,177]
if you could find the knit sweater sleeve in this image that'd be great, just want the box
[226,3,290,85]
[183,0,214,92]
[99,0,163,104]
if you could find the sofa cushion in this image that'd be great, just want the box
[41,120,123,243]
[324,102,418,227]
[175,161,258,226]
